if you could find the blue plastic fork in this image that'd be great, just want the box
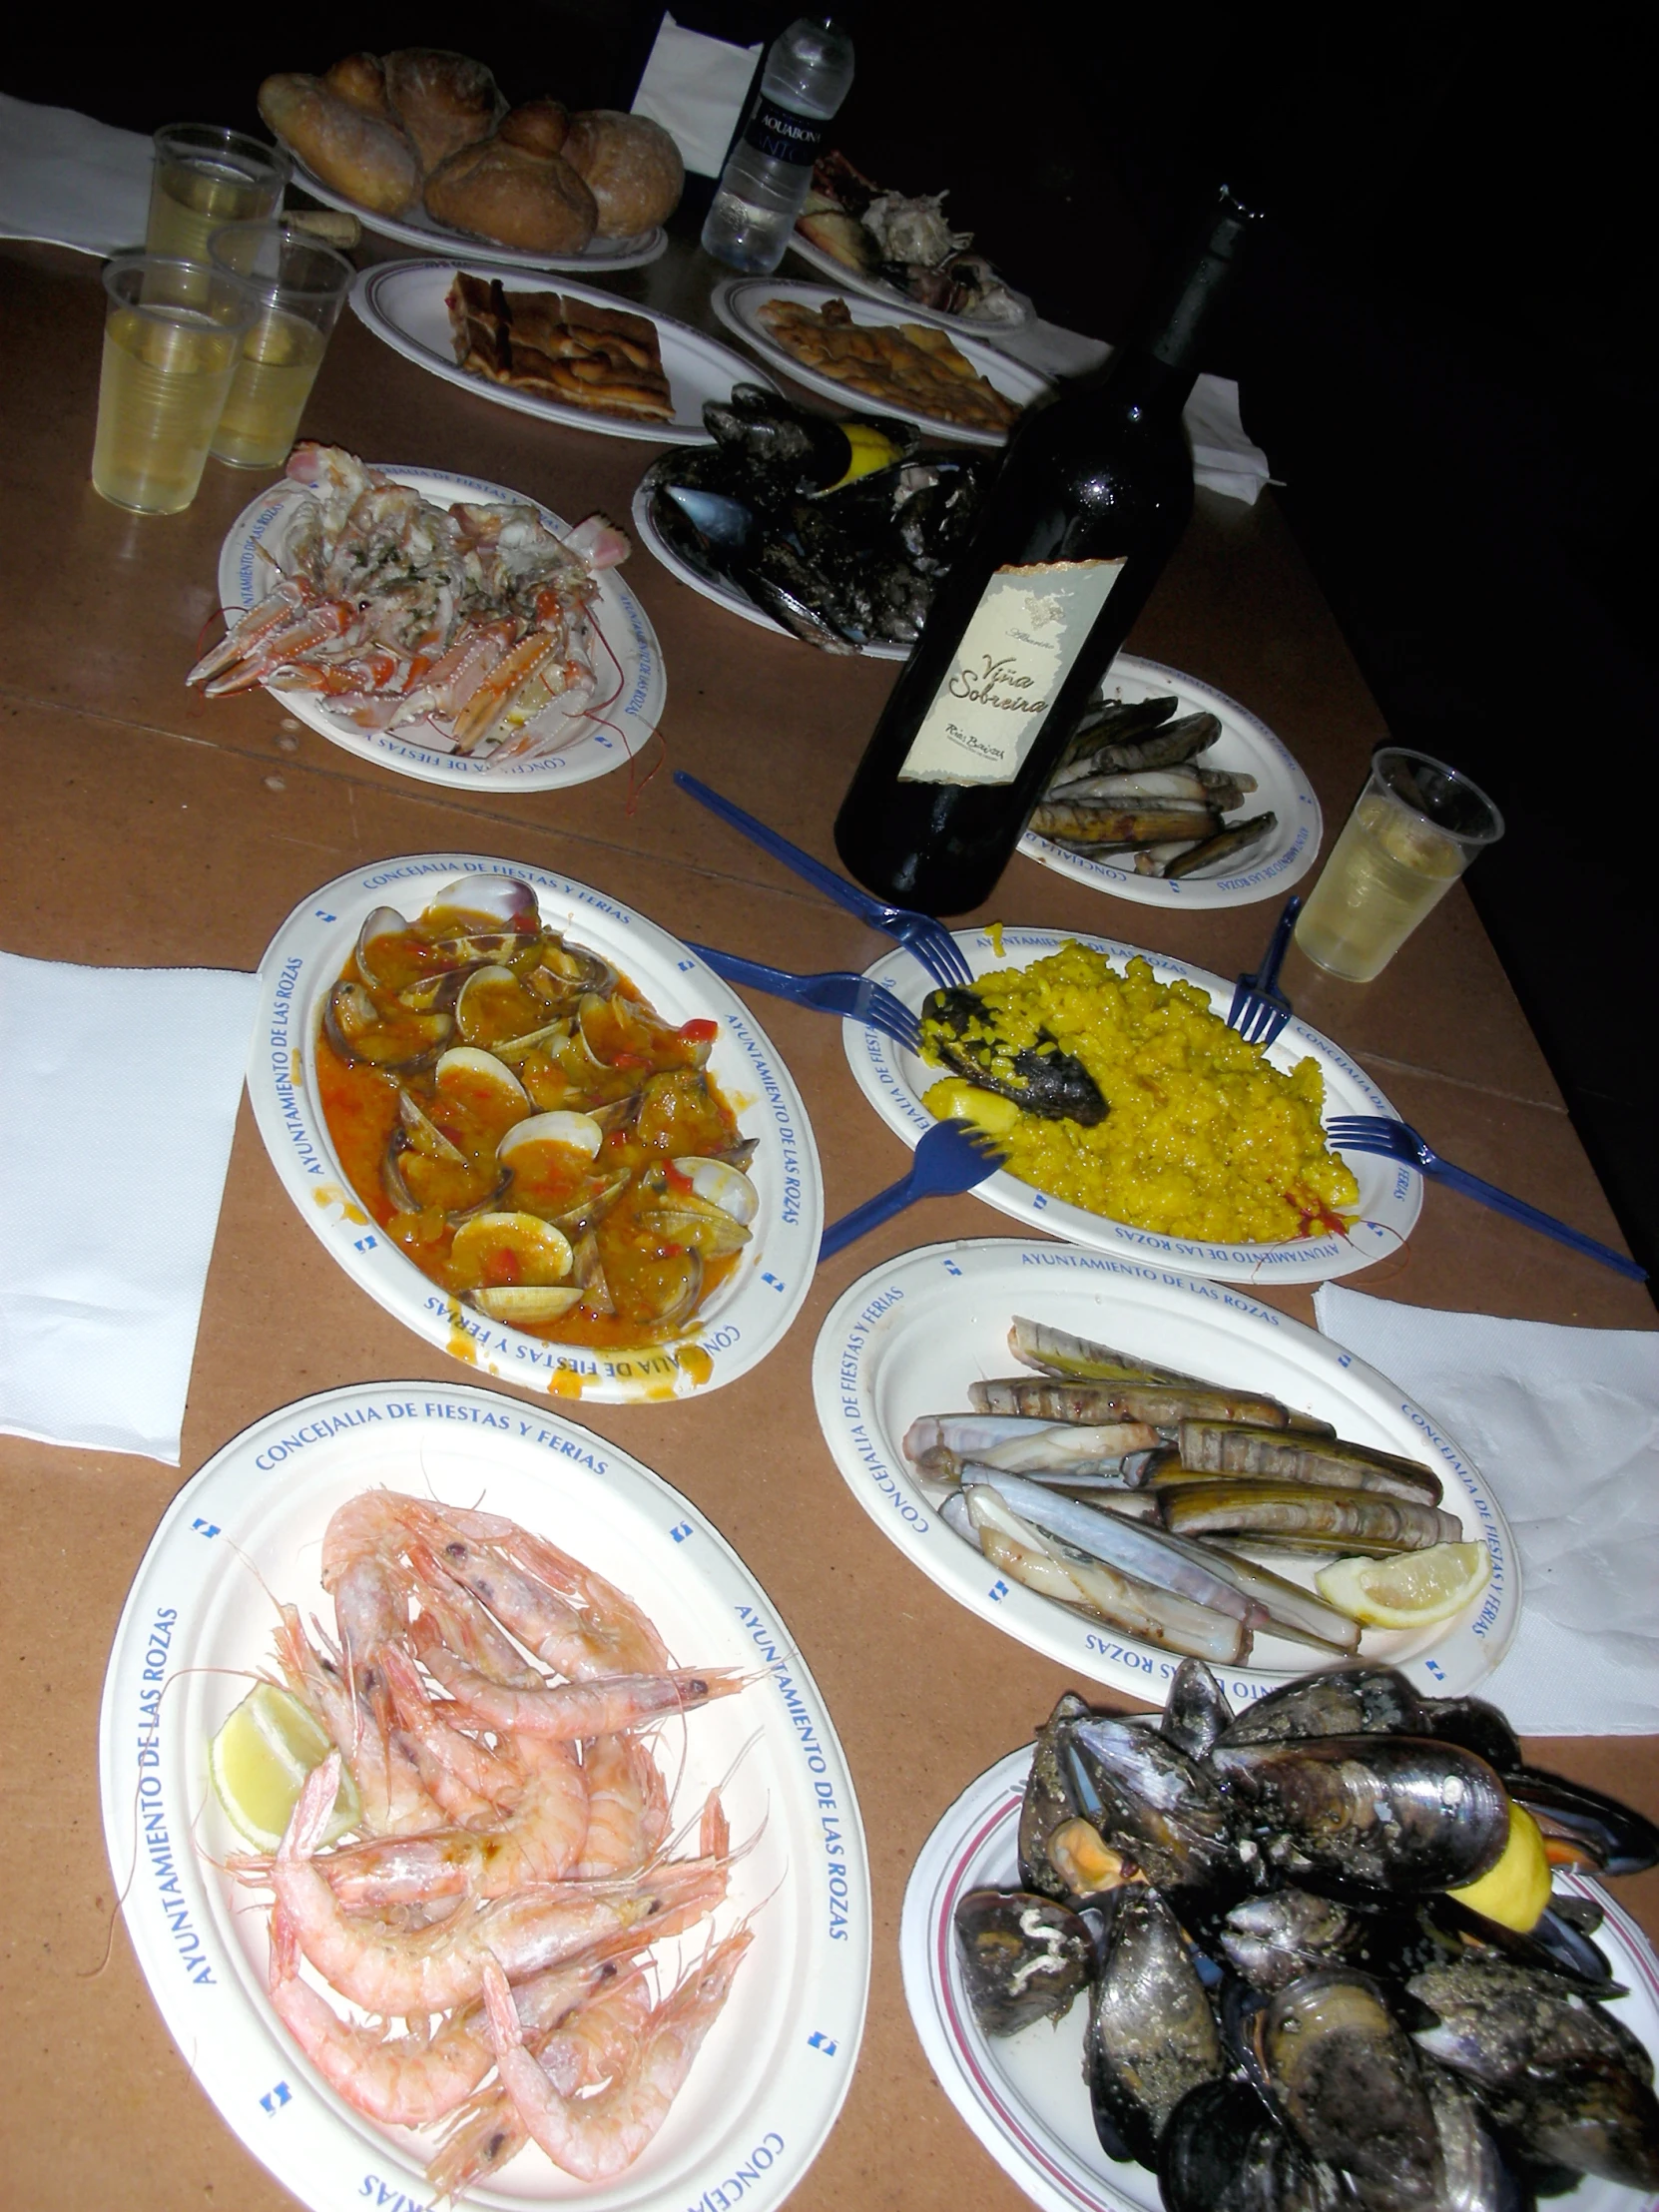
[1227,894,1301,1047]
[1326,1115,1647,1282]
[686,943,922,1053]
[819,1120,1006,1261]
[673,772,974,991]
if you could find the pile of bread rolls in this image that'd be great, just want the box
[259,50,684,255]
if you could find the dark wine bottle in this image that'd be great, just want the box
[832,183,1261,913]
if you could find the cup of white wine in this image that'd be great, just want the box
[91,255,257,514]
[1295,747,1504,983]
[208,222,354,469]
[146,123,289,270]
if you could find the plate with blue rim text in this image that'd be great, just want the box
[812,1240,1517,1709]
[843,924,1419,1286]
[250,854,823,1401]
[1017,656,1323,909]
[99,1381,868,2212]
[215,463,666,792]
[900,1742,1653,2212]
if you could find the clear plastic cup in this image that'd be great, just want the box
[1295,747,1505,982]
[147,123,289,267]
[208,222,354,467]
[91,255,257,514]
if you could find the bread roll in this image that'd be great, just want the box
[258,73,420,217]
[384,49,501,174]
[561,111,683,237]
[498,98,570,159]
[323,53,390,122]
[423,138,597,256]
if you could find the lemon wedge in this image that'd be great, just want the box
[208,1682,360,1851]
[1314,1540,1490,1629]
[921,1077,1021,1137]
[1446,1801,1553,1931]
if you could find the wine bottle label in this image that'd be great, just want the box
[743,99,824,166]
[896,559,1126,786]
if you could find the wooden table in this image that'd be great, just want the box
[1,232,1652,2212]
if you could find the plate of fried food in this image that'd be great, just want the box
[815,1244,1513,1709]
[1018,657,1324,907]
[351,261,782,442]
[904,1668,1659,2212]
[248,857,823,1402]
[191,442,663,789]
[260,50,679,271]
[791,150,1032,332]
[712,278,1047,445]
[843,925,1420,1285]
[100,1382,868,2212]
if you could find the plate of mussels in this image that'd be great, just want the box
[634,384,993,656]
[903,1667,1659,2212]
[1017,664,1324,907]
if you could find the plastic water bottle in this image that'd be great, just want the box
[700,17,855,275]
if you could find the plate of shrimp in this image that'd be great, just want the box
[192,443,667,792]
[98,1381,869,2210]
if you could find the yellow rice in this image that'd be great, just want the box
[919,943,1359,1245]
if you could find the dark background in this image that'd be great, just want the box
[8,3,1654,1287]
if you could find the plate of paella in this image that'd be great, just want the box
[248,854,823,1401]
[901,1719,1659,2212]
[199,446,665,792]
[1016,657,1324,910]
[100,1380,869,2212]
[842,925,1418,1286]
[813,1240,1517,1708]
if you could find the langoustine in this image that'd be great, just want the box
[187,443,629,761]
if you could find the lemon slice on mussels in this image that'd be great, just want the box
[1446,1801,1553,1932]
[209,1683,360,1852]
[1314,1540,1490,1628]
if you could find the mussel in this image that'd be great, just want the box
[1161,1658,1235,1762]
[952,1888,1094,2035]
[918,985,1107,1126]
[1085,1887,1226,2167]
[1018,1691,1093,1903]
[1068,1714,1238,1897]
[1215,1665,1427,1748]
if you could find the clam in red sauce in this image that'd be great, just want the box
[316,892,752,1349]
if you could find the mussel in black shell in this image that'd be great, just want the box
[953,1888,1094,2035]
[918,985,1107,1126]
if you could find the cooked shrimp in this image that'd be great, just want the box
[266,1902,492,2126]
[273,1755,727,2015]
[406,1542,545,1691]
[412,1532,647,1683]
[481,1928,754,2181]
[412,1625,746,1740]
[381,1644,523,1823]
[577,1734,671,1880]
[273,1606,442,1837]
[540,1962,654,2094]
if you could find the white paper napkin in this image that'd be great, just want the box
[632,12,762,179]
[0,950,261,1464]
[0,91,152,257]
[1314,1283,1659,1735]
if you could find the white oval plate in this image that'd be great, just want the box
[813,1240,1517,1707]
[710,278,1050,448]
[216,463,666,791]
[902,1744,1656,2212]
[99,1382,869,2212]
[250,854,824,1401]
[786,227,1034,336]
[351,260,782,446]
[288,156,668,271]
[629,477,911,661]
[843,926,1420,1285]
[1018,655,1324,908]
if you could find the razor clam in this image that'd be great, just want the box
[1209,1736,1511,1891]
[1159,1480,1462,1549]
[1053,693,1185,774]
[1085,1887,1227,2166]
[1008,1318,1212,1387]
[1161,1658,1234,1761]
[965,1488,1253,1665]
[1127,1524,1361,1652]
[1054,705,1218,781]
[1134,838,1206,876]
[1164,814,1280,879]
[904,1413,1159,1480]
[1028,800,1222,845]
[973,1379,1298,1428]
[1053,768,1224,806]
[953,1888,1094,2036]
[919,985,1108,1125]
[1177,1422,1444,1504]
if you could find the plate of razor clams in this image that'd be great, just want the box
[903,1666,1659,2212]
[814,1245,1517,1705]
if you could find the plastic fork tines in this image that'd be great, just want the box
[819,1120,1004,1262]
[1227,894,1301,1047]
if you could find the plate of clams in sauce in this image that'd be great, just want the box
[249,855,822,1401]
